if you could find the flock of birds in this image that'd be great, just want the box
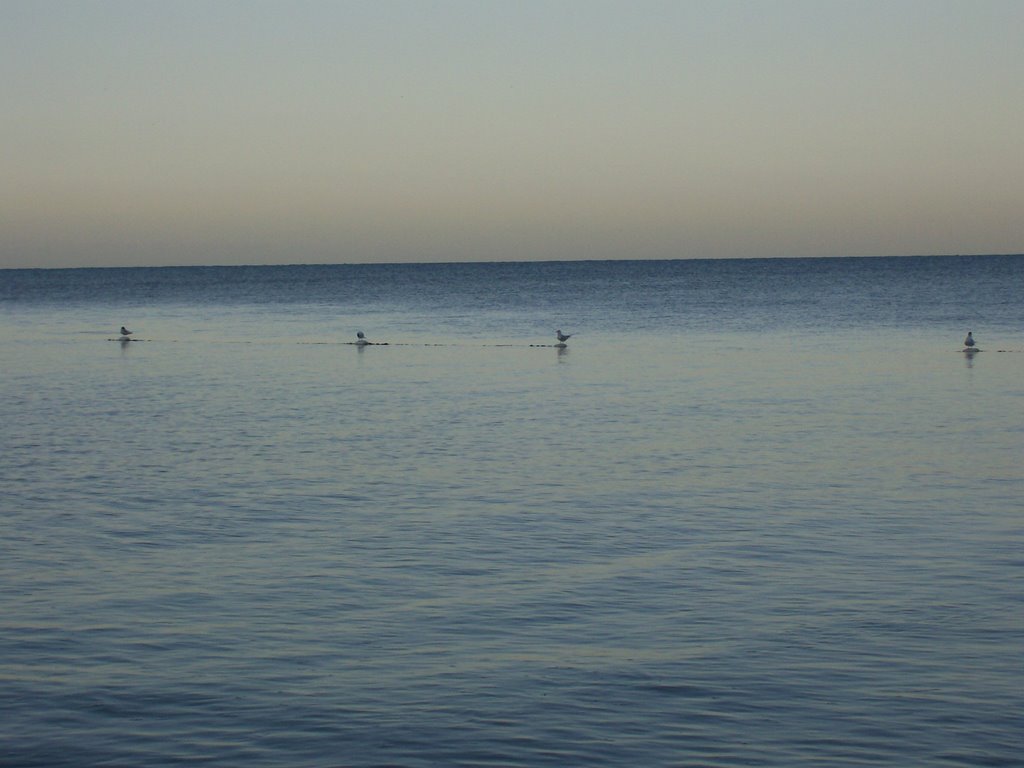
[118,326,982,351]
[118,326,575,346]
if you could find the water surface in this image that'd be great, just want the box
[2,256,1022,766]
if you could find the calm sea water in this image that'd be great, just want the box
[1,256,1022,767]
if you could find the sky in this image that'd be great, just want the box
[2,0,1023,269]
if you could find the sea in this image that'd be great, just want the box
[1,255,1022,767]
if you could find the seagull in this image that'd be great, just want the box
[120,326,133,337]
[356,331,369,345]
[964,331,975,348]
[555,329,572,343]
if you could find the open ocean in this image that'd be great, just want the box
[1,255,1022,767]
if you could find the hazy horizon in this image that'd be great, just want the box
[3,1,1023,269]
[2,251,1023,273]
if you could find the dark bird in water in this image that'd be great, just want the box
[964,331,975,348]
[120,326,132,337]
[556,329,572,343]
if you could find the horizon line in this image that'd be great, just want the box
[2,252,1022,272]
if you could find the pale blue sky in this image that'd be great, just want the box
[3,0,1022,268]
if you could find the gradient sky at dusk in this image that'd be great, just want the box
[3,0,1022,268]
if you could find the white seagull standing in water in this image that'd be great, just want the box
[555,329,572,343]
[356,331,369,345]
[120,326,133,337]
[964,331,975,348]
